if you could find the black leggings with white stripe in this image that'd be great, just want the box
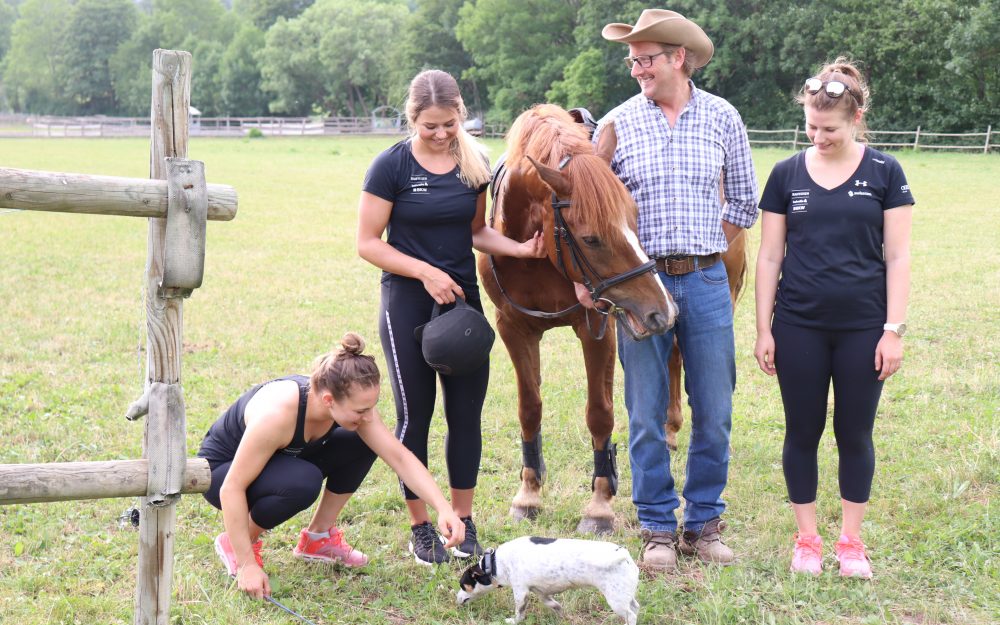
[378,275,488,499]
[772,319,885,505]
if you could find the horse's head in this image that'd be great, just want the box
[523,151,677,339]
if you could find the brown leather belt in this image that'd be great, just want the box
[654,253,721,276]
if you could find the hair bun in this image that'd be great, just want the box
[340,332,365,355]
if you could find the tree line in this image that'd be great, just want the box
[1,0,997,132]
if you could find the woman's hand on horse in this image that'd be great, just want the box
[516,230,546,258]
[419,265,464,304]
[754,332,777,376]
[236,563,271,599]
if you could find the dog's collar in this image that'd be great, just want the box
[481,548,497,576]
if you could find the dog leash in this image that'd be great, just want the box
[264,595,319,625]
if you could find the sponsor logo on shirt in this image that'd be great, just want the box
[848,190,873,198]
[900,184,910,192]
[410,174,428,193]
[791,189,809,213]
[854,179,868,187]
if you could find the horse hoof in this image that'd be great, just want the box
[509,505,539,521]
[576,517,614,535]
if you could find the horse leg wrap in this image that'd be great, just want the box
[520,432,546,485]
[591,437,618,496]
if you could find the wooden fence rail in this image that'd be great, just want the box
[747,125,996,153]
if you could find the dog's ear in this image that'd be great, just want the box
[459,564,491,590]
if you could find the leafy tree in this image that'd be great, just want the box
[455,0,576,124]
[109,0,237,116]
[945,0,1000,130]
[61,0,137,115]
[389,0,480,115]
[260,0,408,116]
[0,0,17,63]
[2,0,72,113]
[234,0,315,30]
[547,0,649,117]
[219,22,269,116]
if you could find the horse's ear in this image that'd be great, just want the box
[526,155,572,198]
[595,120,618,165]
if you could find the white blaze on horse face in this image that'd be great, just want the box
[621,225,671,303]
[621,224,676,322]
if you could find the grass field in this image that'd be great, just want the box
[0,136,997,625]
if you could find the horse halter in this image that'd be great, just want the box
[548,155,657,323]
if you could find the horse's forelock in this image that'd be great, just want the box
[506,105,634,239]
[566,155,637,238]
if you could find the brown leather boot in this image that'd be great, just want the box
[679,518,734,564]
[639,528,678,572]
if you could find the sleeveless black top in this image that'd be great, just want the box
[197,375,340,467]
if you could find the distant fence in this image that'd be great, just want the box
[3,114,998,152]
[749,126,997,153]
[0,114,404,137]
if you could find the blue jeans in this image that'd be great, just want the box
[618,260,735,533]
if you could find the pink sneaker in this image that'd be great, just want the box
[214,532,263,577]
[293,527,369,568]
[790,533,823,575]
[835,534,873,579]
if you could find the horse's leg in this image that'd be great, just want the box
[574,318,617,535]
[501,318,546,522]
[666,341,683,451]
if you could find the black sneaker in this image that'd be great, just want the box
[451,516,484,558]
[409,521,450,565]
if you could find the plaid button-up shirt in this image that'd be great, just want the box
[596,83,759,257]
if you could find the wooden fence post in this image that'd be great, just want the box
[914,125,921,150]
[985,125,992,154]
[792,125,799,150]
[134,48,192,625]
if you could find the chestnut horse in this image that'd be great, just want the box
[479,104,677,534]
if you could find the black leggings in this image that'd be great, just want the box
[379,276,488,499]
[203,428,377,530]
[772,319,885,504]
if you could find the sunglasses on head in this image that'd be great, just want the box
[804,78,861,104]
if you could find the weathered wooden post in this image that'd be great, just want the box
[133,48,193,625]
[0,46,235,625]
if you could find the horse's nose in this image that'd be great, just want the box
[646,310,674,334]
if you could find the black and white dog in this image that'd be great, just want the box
[456,536,639,624]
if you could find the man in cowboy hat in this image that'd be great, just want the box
[593,9,759,572]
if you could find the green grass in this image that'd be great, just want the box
[0,137,997,625]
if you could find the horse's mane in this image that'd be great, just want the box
[506,104,636,234]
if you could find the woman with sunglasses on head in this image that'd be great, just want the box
[357,69,545,565]
[754,58,914,578]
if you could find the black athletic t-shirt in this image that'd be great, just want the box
[197,375,339,466]
[759,146,914,330]
[362,139,489,296]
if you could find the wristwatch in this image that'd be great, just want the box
[883,322,907,337]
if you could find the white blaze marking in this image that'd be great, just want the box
[621,223,677,321]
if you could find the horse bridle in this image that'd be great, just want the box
[488,155,656,338]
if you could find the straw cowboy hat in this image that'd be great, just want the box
[602,9,714,68]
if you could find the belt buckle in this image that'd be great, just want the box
[666,256,694,275]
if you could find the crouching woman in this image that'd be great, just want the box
[197,332,465,598]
